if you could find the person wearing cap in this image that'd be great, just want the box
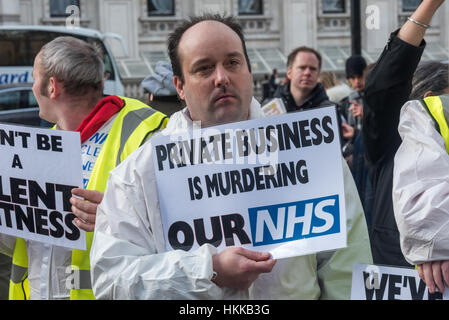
[340,55,368,134]
[337,55,373,229]
[141,61,182,116]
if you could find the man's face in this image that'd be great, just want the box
[287,51,320,93]
[348,74,366,92]
[174,20,253,128]
[32,54,54,122]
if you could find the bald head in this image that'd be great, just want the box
[168,14,251,82]
[169,15,254,127]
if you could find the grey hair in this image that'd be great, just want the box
[39,36,104,96]
[410,61,449,100]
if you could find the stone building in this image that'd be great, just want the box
[1,0,448,99]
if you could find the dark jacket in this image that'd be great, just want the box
[363,30,425,267]
[274,82,334,112]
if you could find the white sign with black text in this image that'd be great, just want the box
[351,264,449,300]
[152,107,346,259]
[0,123,85,250]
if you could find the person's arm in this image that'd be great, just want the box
[362,0,443,163]
[90,149,275,299]
[393,100,449,294]
[90,169,225,299]
[397,0,444,46]
[393,100,449,273]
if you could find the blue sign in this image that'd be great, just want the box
[248,195,340,247]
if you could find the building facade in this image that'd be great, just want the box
[1,0,448,99]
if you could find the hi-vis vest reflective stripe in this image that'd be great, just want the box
[421,94,449,153]
[9,238,28,300]
[9,96,168,300]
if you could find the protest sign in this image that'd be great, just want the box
[152,106,346,259]
[351,264,449,300]
[0,123,85,250]
[261,98,287,116]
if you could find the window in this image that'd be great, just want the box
[402,0,422,12]
[148,0,175,16]
[49,0,80,17]
[0,30,116,81]
[322,0,346,14]
[0,90,21,111]
[238,0,263,15]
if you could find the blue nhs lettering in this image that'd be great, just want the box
[81,132,109,188]
[248,195,340,246]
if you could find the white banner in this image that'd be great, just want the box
[351,264,449,300]
[0,123,85,250]
[152,106,346,259]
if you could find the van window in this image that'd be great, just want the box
[0,30,115,81]
[0,88,37,111]
[50,0,80,17]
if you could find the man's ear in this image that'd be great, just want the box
[423,90,434,98]
[286,67,292,81]
[49,77,61,99]
[173,76,185,100]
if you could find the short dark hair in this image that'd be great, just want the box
[287,46,322,70]
[167,14,251,82]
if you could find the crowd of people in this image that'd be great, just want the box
[0,0,448,300]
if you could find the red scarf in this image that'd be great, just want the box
[75,95,124,143]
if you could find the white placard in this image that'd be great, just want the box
[0,123,85,250]
[351,264,449,300]
[261,98,287,116]
[152,106,346,259]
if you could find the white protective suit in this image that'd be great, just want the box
[90,99,373,300]
[393,100,449,265]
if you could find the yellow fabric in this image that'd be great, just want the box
[71,97,167,299]
[423,96,449,153]
[9,238,29,300]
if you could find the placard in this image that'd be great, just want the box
[351,264,449,300]
[0,123,85,250]
[152,107,346,259]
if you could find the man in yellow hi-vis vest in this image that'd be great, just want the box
[0,36,169,300]
[393,63,449,295]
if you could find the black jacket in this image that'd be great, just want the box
[363,30,425,267]
[273,82,334,112]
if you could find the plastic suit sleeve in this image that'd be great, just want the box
[316,158,373,299]
[90,166,224,300]
[393,101,449,265]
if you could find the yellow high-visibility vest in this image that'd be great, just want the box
[9,96,168,300]
[421,94,449,153]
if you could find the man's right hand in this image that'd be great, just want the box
[212,247,276,290]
